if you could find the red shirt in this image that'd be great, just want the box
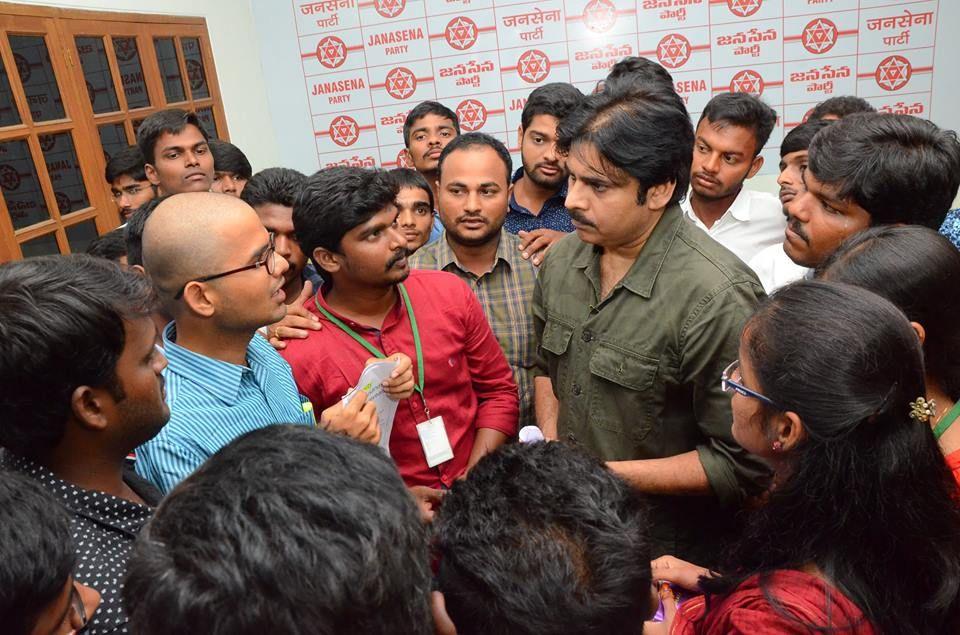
[282,270,519,487]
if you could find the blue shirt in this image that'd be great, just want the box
[428,214,443,244]
[505,167,574,234]
[939,209,960,249]
[135,323,314,494]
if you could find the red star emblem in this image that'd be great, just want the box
[517,49,550,84]
[374,0,405,18]
[657,33,691,69]
[730,69,764,96]
[385,67,417,100]
[726,0,761,17]
[316,36,347,69]
[802,18,837,55]
[445,16,478,51]
[329,115,360,147]
[456,99,488,131]
[397,149,413,168]
[583,0,617,33]
[875,55,912,91]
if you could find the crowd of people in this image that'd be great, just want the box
[2,55,960,634]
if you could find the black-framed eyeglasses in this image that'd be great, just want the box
[721,359,779,409]
[175,233,276,299]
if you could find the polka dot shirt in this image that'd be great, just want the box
[1,452,159,634]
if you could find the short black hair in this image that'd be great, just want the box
[520,82,585,131]
[402,101,460,147]
[208,140,252,179]
[388,167,434,211]
[240,167,307,209]
[604,56,674,94]
[293,167,398,257]
[124,196,168,268]
[808,113,960,228]
[136,108,208,164]
[0,470,76,635]
[780,119,834,157]
[698,92,778,157]
[557,87,693,207]
[124,425,432,635]
[808,95,876,121]
[104,145,147,183]
[85,228,128,263]
[0,255,157,458]
[437,132,512,185]
[436,442,653,635]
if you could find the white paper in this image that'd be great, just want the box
[342,360,399,455]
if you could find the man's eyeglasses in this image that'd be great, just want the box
[110,184,149,200]
[175,233,277,299]
[721,359,779,409]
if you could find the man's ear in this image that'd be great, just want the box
[910,321,927,346]
[71,386,111,432]
[130,264,147,276]
[746,154,764,179]
[313,247,341,276]
[144,163,161,187]
[645,180,676,210]
[181,282,216,318]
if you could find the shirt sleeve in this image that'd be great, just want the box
[679,281,771,507]
[134,434,207,496]
[531,263,548,379]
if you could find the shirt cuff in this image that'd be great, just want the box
[696,444,745,508]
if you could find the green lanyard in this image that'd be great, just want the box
[933,400,960,440]
[314,284,428,416]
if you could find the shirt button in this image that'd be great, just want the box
[581,330,593,342]
[572,383,582,396]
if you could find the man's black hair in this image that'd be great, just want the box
[520,82,585,131]
[293,167,398,257]
[123,425,432,635]
[240,167,307,210]
[0,255,157,458]
[86,228,128,263]
[136,108,208,164]
[0,470,76,635]
[104,145,148,183]
[808,113,960,229]
[437,132,512,185]
[124,196,168,268]
[780,119,834,157]
[557,86,693,207]
[388,167,434,211]
[208,140,252,179]
[698,92,778,157]
[604,56,674,95]
[808,95,876,121]
[436,442,653,635]
[402,101,460,147]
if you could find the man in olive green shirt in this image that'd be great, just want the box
[534,86,769,563]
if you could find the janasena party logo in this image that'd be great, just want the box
[802,18,838,55]
[329,115,360,147]
[517,50,550,84]
[656,33,691,69]
[316,36,347,69]
[456,99,488,131]
[875,55,912,92]
[385,67,417,100]
[445,16,478,51]
[727,0,762,18]
[730,69,764,96]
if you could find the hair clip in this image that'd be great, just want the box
[909,397,937,423]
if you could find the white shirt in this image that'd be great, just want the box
[748,243,810,294]
[681,188,786,265]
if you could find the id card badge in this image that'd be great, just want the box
[416,416,454,468]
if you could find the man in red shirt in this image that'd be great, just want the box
[282,167,518,488]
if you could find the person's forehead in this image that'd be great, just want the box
[440,146,507,185]
[253,202,294,227]
[157,125,206,148]
[696,118,756,151]
[781,149,808,163]
[351,204,397,230]
[112,174,147,188]
[396,186,431,204]
[568,141,624,181]
[412,113,456,131]
[526,114,560,133]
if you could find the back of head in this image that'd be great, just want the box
[808,95,876,121]
[124,195,168,268]
[123,425,432,635]
[557,87,693,207]
[808,113,960,228]
[293,167,398,258]
[86,228,128,263]
[779,118,833,157]
[240,167,307,209]
[520,82,585,130]
[104,145,147,183]
[604,56,674,94]
[0,470,75,634]
[403,101,460,147]
[208,140,252,179]
[817,225,960,402]
[0,255,156,458]
[435,442,652,635]
[388,167,434,210]
[699,92,778,156]
[437,132,512,184]
[136,108,207,164]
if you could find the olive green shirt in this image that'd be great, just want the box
[533,205,769,563]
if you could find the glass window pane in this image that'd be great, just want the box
[65,219,99,253]
[20,231,61,258]
[0,138,50,229]
[0,55,21,126]
[154,38,185,103]
[9,34,66,122]
[39,132,90,215]
[195,106,219,139]
[75,36,120,114]
[112,37,150,109]
[98,122,129,163]
[180,37,209,99]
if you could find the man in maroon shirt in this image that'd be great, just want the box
[282,166,518,488]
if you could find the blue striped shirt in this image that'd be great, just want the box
[135,323,314,494]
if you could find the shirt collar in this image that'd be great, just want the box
[162,322,263,404]
[682,187,753,224]
[313,282,406,332]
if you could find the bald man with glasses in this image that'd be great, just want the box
[134,193,392,493]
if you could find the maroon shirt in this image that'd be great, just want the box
[282,269,519,487]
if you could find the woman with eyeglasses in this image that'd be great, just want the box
[646,281,960,635]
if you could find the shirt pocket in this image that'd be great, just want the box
[588,341,659,439]
[540,316,574,390]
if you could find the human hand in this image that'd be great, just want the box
[650,555,711,592]
[518,229,566,266]
[371,352,415,400]
[319,390,380,444]
[408,485,445,522]
[266,280,321,350]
